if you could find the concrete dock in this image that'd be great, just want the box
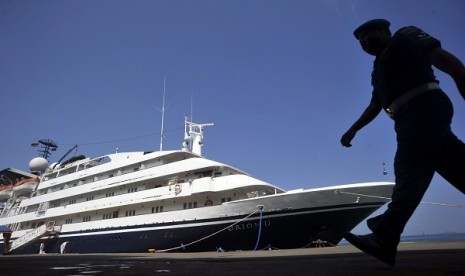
[1,241,464,275]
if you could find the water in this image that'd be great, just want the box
[339,232,465,246]
[400,232,465,243]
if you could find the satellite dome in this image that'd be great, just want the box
[29,157,49,173]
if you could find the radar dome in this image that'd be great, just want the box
[29,157,49,173]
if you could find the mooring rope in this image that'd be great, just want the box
[301,239,336,248]
[253,205,264,251]
[155,206,262,253]
[338,190,465,209]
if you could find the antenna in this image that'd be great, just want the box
[53,144,78,169]
[160,76,166,151]
[190,91,194,121]
[31,139,58,160]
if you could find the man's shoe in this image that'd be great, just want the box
[343,232,397,266]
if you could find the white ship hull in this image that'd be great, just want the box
[0,121,394,254]
[1,180,392,254]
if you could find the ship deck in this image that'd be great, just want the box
[1,240,464,275]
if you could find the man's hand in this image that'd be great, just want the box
[341,129,357,147]
[340,100,382,148]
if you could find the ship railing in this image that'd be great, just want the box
[7,221,59,253]
[0,197,16,218]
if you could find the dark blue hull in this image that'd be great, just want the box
[2,203,382,254]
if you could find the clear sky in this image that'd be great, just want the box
[1,0,464,236]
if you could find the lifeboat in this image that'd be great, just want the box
[12,178,40,196]
[0,186,13,201]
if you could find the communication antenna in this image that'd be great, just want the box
[190,91,194,121]
[52,144,78,169]
[31,139,58,160]
[159,76,166,151]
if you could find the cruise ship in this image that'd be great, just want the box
[0,119,394,255]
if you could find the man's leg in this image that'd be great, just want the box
[436,131,465,194]
[368,158,435,244]
[368,91,454,245]
[344,91,455,265]
[368,139,436,245]
[344,139,436,266]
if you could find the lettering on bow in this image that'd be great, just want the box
[227,220,271,232]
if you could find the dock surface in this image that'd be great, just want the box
[1,241,464,275]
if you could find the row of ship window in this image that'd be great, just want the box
[21,195,232,231]
[40,159,167,195]
[24,196,233,229]
[52,192,232,210]
[40,163,221,199]
[49,188,137,208]
[29,195,229,228]
[23,206,165,229]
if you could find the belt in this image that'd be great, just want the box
[386,82,440,118]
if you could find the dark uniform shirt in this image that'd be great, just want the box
[370,26,441,110]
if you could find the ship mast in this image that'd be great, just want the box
[31,139,58,160]
[182,117,214,156]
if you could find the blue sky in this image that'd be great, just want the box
[1,0,464,235]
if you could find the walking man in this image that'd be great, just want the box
[341,19,465,266]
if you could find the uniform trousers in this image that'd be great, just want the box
[367,89,465,245]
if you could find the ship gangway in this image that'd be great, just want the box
[5,221,61,254]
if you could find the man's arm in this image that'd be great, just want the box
[429,47,465,100]
[341,99,382,147]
